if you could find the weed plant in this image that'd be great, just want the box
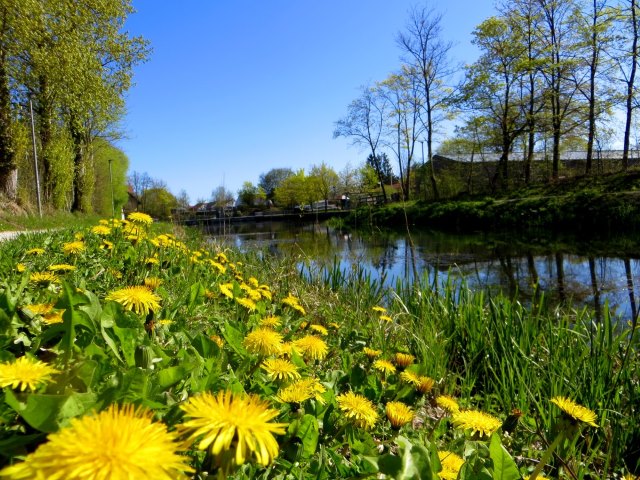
[0,216,638,479]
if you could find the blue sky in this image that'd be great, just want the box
[122,1,496,202]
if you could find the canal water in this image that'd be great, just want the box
[204,220,640,321]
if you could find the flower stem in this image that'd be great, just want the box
[530,430,565,480]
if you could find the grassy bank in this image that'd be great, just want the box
[343,170,640,233]
[0,216,638,478]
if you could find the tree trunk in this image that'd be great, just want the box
[37,76,55,203]
[425,86,439,200]
[623,0,638,170]
[70,121,94,213]
[585,0,598,175]
[0,49,16,201]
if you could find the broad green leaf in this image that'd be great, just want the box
[186,282,206,312]
[296,414,319,459]
[157,365,188,389]
[489,434,521,480]
[5,389,97,433]
[221,321,247,357]
[112,325,140,366]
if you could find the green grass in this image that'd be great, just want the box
[0,220,638,478]
[0,209,102,232]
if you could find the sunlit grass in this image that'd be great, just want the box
[0,218,637,478]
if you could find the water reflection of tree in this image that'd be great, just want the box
[207,222,640,320]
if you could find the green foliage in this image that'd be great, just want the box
[140,187,178,220]
[92,140,129,216]
[0,221,637,478]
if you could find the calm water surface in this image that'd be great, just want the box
[204,220,640,320]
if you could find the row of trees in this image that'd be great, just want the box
[232,162,386,209]
[335,0,640,198]
[0,0,148,214]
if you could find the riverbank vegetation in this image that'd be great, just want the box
[342,169,640,234]
[0,217,637,478]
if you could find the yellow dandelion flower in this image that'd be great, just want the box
[379,314,393,322]
[258,288,272,301]
[277,378,326,405]
[416,376,436,394]
[105,286,161,316]
[91,225,112,235]
[373,359,396,375]
[144,277,163,290]
[310,324,328,335]
[363,347,382,359]
[260,315,281,328]
[294,335,328,360]
[29,271,59,286]
[329,322,340,329]
[210,260,226,273]
[438,451,464,480]
[385,401,414,429]
[127,211,153,225]
[145,256,159,265]
[248,277,259,287]
[210,335,225,347]
[336,391,379,430]
[48,264,76,272]
[23,303,55,316]
[179,391,287,472]
[296,377,327,404]
[16,263,26,273]
[219,282,234,299]
[216,251,228,263]
[25,248,45,256]
[74,232,84,240]
[0,357,59,391]
[550,396,598,427]
[42,311,64,325]
[62,241,85,255]
[277,382,314,404]
[452,409,502,437]
[244,328,284,356]
[262,358,301,381]
[400,370,421,386]
[282,294,306,315]
[238,287,259,302]
[279,341,301,358]
[236,296,257,311]
[394,352,415,368]
[436,395,460,413]
[372,306,387,313]
[101,240,114,250]
[0,404,192,479]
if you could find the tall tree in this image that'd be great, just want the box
[463,16,531,189]
[308,162,340,210]
[0,1,29,200]
[397,6,455,200]
[536,0,585,179]
[500,0,546,183]
[617,0,640,168]
[3,0,148,209]
[258,167,293,200]
[334,85,389,202]
[379,69,422,200]
[576,0,615,174]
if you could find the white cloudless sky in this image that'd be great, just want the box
[122,1,496,202]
